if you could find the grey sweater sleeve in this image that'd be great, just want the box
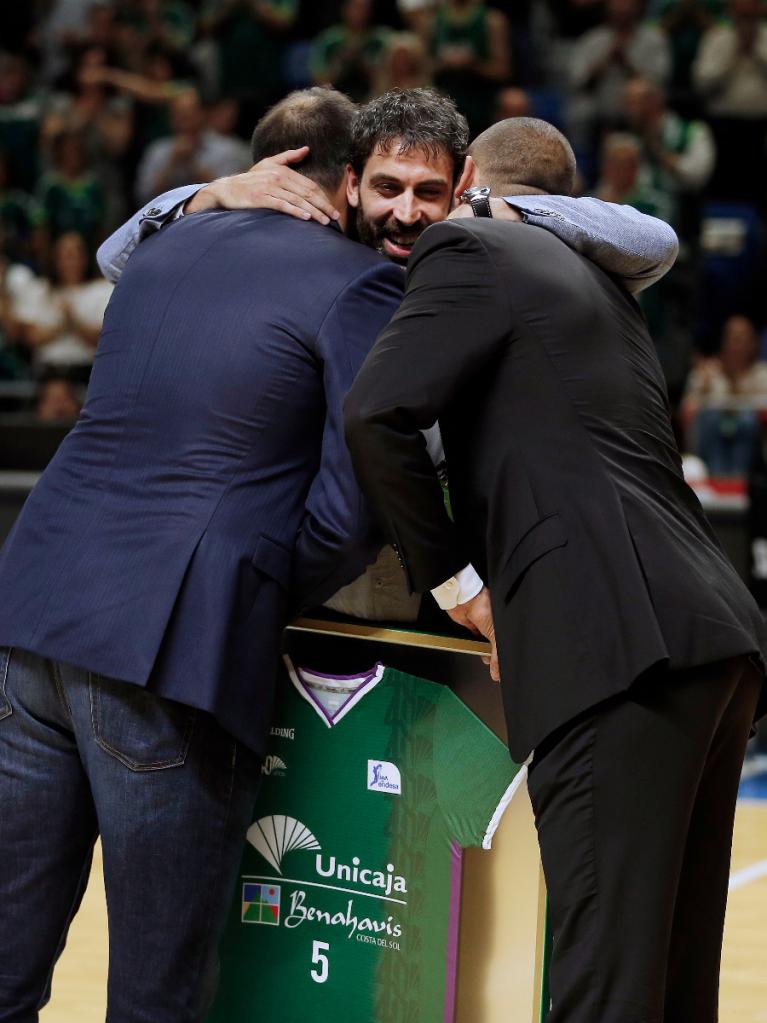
[504,195,679,293]
[96,184,206,283]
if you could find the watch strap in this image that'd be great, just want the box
[469,193,493,218]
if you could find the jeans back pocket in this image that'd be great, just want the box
[89,674,196,771]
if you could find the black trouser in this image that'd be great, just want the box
[528,656,762,1023]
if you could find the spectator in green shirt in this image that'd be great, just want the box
[594,131,678,356]
[652,0,724,97]
[115,0,198,53]
[37,130,106,248]
[593,130,673,219]
[202,0,298,128]
[311,0,392,102]
[0,53,43,192]
[622,75,715,234]
[430,0,512,134]
[0,151,45,268]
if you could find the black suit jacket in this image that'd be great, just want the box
[344,219,767,761]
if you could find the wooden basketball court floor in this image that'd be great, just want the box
[39,776,767,1023]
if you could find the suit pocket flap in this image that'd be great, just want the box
[251,534,293,588]
[497,513,567,600]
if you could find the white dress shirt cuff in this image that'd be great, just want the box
[431,563,484,610]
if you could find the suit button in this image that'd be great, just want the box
[145,207,163,217]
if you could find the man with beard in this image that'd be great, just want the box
[97,87,679,628]
[99,88,678,296]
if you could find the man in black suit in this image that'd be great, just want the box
[344,117,767,1022]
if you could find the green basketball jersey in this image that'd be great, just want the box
[206,660,524,1023]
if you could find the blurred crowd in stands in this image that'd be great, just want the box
[2,0,767,484]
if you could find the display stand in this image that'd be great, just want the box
[285,618,548,1023]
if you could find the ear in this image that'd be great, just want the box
[454,155,476,202]
[346,163,360,209]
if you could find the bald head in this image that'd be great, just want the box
[251,87,356,192]
[468,117,577,197]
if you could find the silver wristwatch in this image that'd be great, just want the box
[459,185,493,218]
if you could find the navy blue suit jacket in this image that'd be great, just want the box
[0,209,404,751]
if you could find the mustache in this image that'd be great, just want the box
[378,221,424,242]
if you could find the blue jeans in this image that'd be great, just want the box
[695,408,759,477]
[0,647,262,1023]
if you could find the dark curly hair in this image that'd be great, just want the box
[350,88,469,185]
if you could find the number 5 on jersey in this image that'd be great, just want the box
[311,940,330,984]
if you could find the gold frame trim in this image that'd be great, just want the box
[288,617,491,656]
[532,867,548,1023]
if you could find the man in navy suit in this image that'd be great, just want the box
[0,88,403,1021]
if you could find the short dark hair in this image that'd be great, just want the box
[469,117,577,196]
[350,88,469,185]
[251,87,357,192]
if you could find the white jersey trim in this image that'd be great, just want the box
[481,756,533,850]
[282,656,386,728]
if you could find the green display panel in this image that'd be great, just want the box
[206,659,523,1023]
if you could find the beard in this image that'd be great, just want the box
[355,206,427,266]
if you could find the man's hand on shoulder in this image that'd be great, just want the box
[185,146,340,225]
[447,586,500,682]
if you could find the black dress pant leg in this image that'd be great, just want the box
[663,661,763,1021]
[527,657,761,1023]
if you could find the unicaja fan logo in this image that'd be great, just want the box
[247,816,321,874]
[367,760,402,795]
[262,755,287,776]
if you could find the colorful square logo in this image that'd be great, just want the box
[242,882,281,925]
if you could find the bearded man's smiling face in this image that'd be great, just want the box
[348,141,455,265]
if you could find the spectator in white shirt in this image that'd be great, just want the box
[135,87,251,204]
[569,0,671,148]
[14,231,112,373]
[397,0,438,35]
[693,0,767,117]
[683,315,767,410]
[681,314,767,474]
[693,0,767,202]
[623,76,715,191]
[372,31,433,94]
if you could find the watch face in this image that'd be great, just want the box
[460,185,491,204]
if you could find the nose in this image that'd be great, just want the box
[391,192,421,226]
